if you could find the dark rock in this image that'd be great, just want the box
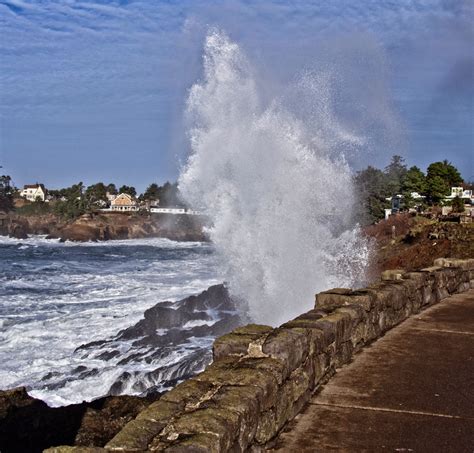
[95,350,120,361]
[0,387,158,452]
[9,223,28,239]
[118,284,243,343]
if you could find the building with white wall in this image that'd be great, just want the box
[110,193,138,212]
[446,187,473,200]
[19,184,47,202]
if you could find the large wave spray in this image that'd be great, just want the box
[179,30,370,326]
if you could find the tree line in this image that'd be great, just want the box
[1,158,467,223]
[50,181,185,219]
[0,175,185,219]
[354,156,466,225]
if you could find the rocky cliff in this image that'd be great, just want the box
[0,212,208,242]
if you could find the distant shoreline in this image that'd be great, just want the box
[0,211,209,243]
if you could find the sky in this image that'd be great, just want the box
[0,0,473,192]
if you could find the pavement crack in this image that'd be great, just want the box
[410,327,474,336]
[309,401,474,420]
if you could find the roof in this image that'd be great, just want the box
[111,192,137,205]
[23,184,46,191]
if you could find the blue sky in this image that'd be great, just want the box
[1,0,473,191]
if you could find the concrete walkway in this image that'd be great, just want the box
[270,290,474,453]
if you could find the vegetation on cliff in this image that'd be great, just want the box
[9,179,185,222]
[354,156,467,225]
[0,174,14,211]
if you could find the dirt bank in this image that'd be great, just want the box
[364,213,474,280]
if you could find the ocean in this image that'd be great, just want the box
[0,235,222,406]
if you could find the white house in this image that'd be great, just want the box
[110,193,138,212]
[20,184,47,202]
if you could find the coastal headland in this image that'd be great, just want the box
[0,211,208,242]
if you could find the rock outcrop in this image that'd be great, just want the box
[76,284,244,397]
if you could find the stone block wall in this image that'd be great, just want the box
[47,258,474,453]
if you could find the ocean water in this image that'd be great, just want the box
[0,235,221,406]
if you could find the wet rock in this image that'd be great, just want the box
[95,350,120,361]
[118,284,243,344]
[73,285,246,402]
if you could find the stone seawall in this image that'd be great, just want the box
[48,258,474,453]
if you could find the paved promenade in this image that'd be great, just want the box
[270,290,474,452]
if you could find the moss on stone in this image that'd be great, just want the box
[105,418,162,450]
[164,433,221,453]
[136,399,182,424]
[262,327,310,373]
[160,406,240,451]
[160,378,216,409]
[44,448,106,453]
[213,333,257,361]
[232,324,273,335]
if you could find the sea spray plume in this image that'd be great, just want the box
[179,30,369,326]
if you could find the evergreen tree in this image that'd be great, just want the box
[401,166,426,209]
[426,160,463,188]
[451,196,465,213]
[106,183,117,195]
[384,155,407,195]
[142,183,160,201]
[118,185,137,197]
[50,182,86,219]
[425,175,449,204]
[85,182,107,206]
[157,182,184,207]
[354,166,390,225]
[0,174,14,211]
[402,166,426,194]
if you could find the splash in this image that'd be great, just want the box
[179,30,370,326]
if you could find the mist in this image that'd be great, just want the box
[178,30,383,325]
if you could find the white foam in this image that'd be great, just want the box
[183,319,217,328]
[0,237,221,405]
